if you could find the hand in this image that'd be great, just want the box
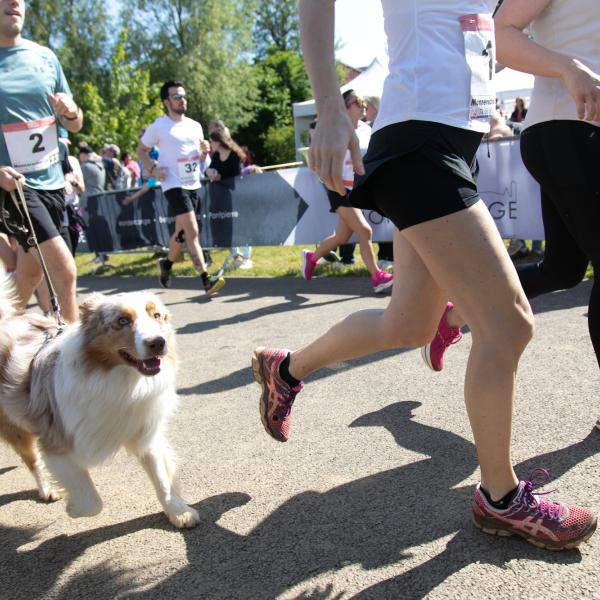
[562,59,600,121]
[200,139,210,154]
[205,168,220,182]
[153,167,167,181]
[0,166,25,192]
[308,107,364,195]
[122,196,134,206]
[64,180,74,195]
[48,92,79,119]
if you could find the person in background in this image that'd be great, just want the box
[121,151,141,188]
[137,80,224,294]
[364,94,393,270]
[300,89,393,294]
[509,96,528,123]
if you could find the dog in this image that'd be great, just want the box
[0,283,199,528]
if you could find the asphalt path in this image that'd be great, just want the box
[0,275,598,599]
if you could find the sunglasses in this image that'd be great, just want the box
[345,97,365,110]
[169,93,186,101]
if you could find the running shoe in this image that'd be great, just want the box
[472,468,597,550]
[157,258,172,288]
[204,274,225,296]
[371,270,393,293]
[252,347,304,442]
[421,301,462,372]
[318,250,341,265]
[301,249,317,280]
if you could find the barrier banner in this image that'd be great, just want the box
[81,138,543,252]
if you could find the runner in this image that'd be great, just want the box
[423,0,600,432]
[252,0,596,550]
[136,80,224,295]
[0,0,81,322]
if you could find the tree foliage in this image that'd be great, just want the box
[254,0,299,57]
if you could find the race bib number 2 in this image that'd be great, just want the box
[1,116,59,174]
[460,14,495,122]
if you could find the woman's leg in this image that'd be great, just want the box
[286,201,533,498]
[336,206,380,275]
[312,216,352,261]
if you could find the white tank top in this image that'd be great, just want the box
[374,0,498,135]
[525,0,600,130]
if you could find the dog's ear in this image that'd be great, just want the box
[79,293,105,327]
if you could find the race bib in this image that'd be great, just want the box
[177,154,201,186]
[1,116,59,174]
[342,151,354,190]
[460,14,495,122]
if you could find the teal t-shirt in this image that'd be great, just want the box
[0,39,71,190]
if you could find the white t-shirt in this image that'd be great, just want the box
[374,0,497,135]
[524,0,600,130]
[343,120,371,189]
[141,115,205,191]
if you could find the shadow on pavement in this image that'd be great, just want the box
[1,401,596,600]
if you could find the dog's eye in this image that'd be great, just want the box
[118,316,131,326]
[153,313,162,320]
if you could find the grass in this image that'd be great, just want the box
[76,245,594,280]
[75,246,371,278]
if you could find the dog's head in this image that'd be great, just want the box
[79,292,175,377]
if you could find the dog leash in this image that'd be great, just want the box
[8,178,66,329]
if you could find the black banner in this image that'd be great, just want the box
[80,172,309,253]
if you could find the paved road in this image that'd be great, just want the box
[0,275,598,599]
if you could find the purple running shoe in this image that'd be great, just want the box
[421,301,462,371]
[472,468,597,550]
[252,347,304,442]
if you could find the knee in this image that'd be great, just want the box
[356,225,373,242]
[479,302,534,358]
[54,259,77,288]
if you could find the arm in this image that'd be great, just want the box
[48,93,83,133]
[495,0,600,121]
[122,185,148,206]
[136,142,166,181]
[299,0,363,195]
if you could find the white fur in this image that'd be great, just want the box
[0,289,199,528]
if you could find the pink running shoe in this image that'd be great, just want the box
[421,301,462,372]
[252,347,304,442]
[372,269,393,293]
[301,249,317,280]
[472,468,597,550]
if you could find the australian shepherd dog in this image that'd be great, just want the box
[0,283,199,528]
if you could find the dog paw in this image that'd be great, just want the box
[39,488,61,503]
[66,495,103,518]
[166,505,200,529]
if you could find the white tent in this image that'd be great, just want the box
[292,60,534,158]
[292,57,388,157]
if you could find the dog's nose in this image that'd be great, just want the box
[145,336,166,354]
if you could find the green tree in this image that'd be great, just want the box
[254,0,299,57]
[120,0,259,133]
[74,35,163,154]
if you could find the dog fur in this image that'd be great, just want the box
[0,282,199,528]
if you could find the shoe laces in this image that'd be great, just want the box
[437,326,462,349]
[274,382,303,419]
[518,468,561,521]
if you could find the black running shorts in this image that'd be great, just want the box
[0,186,66,251]
[164,187,199,217]
[350,121,483,231]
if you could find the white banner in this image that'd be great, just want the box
[279,137,543,244]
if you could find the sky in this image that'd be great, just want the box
[334,0,386,68]
[107,0,386,69]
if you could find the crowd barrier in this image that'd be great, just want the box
[80,137,543,254]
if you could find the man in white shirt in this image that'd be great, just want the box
[137,80,224,295]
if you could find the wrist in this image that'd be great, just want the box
[62,106,81,121]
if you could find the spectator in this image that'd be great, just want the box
[121,151,141,188]
[101,143,129,190]
[509,96,528,123]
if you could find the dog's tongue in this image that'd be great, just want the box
[138,356,161,376]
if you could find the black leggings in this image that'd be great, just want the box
[519,121,600,368]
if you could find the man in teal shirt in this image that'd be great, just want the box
[0,0,83,322]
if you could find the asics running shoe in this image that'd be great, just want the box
[421,302,462,371]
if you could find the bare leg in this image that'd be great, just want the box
[15,237,78,323]
[134,442,199,529]
[171,211,207,275]
[336,207,379,275]
[312,216,352,261]
[0,233,16,271]
[288,201,533,500]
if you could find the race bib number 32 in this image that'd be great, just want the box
[460,14,495,122]
[177,154,201,186]
[2,116,59,174]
